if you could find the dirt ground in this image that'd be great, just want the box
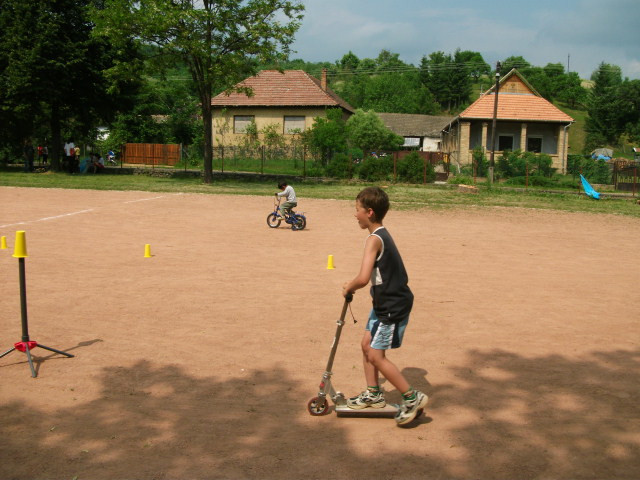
[0,186,638,480]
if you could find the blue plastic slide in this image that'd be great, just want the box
[580,174,600,199]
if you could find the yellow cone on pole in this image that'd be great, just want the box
[13,231,28,258]
[144,244,152,258]
[326,254,335,270]
[0,236,7,249]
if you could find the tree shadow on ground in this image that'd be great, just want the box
[1,349,638,479]
[435,348,640,479]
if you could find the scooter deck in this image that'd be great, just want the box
[335,403,400,417]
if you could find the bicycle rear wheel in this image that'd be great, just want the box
[291,214,306,231]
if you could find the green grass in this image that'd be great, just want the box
[556,103,587,155]
[1,168,639,218]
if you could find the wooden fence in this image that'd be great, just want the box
[121,143,181,166]
[613,160,638,194]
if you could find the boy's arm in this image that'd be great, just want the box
[342,235,381,297]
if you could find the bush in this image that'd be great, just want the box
[448,174,475,185]
[396,152,436,183]
[497,150,555,178]
[325,153,353,179]
[472,146,489,177]
[567,154,611,184]
[502,175,558,187]
[356,155,393,181]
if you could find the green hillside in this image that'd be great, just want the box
[556,103,587,155]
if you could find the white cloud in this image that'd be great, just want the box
[291,0,640,79]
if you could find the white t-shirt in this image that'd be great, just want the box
[64,142,75,156]
[277,185,297,203]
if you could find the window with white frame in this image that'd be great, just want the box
[234,115,254,134]
[284,116,305,134]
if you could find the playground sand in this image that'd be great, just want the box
[0,187,638,479]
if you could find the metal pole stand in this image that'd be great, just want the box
[0,234,74,378]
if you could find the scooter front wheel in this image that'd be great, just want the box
[267,213,281,228]
[307,396,330,416]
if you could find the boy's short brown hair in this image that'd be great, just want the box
[356,187,389,222]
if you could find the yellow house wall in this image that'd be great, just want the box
[212,107,332,147]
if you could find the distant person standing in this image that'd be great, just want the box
[23,139,34,172]
[64,139,75,173]
[42,144,48,164]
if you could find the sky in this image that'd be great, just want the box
[290,0,640,80]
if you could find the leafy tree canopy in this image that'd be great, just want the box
[91,0,304,183]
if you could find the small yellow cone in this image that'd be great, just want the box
[144,244,152,258]
[13,231,28,258]
[326,254,335,270]
[0,236,7,249]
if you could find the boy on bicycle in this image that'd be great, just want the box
[275,181,297,221]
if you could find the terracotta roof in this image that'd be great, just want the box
[459,93,573,122]
[211,70,354,113]
[459,69,573,123]
[377,113,454,137]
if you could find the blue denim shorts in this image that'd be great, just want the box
[366,309,409,350]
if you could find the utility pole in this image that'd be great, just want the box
[488,61,501,185]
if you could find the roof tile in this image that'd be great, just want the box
[211,70,354,112]
[460,93,573,122]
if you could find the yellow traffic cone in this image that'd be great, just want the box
[13,231,28,258]
[144,244,152,258]
[0,236,7,249]
[326,254,335,270]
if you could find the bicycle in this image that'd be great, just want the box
[267,197,307,231]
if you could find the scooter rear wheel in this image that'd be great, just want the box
[307,396,330,416]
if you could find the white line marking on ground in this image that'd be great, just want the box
[0,209,95,229]
[123,195,169,204]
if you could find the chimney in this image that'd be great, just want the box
[321,68,327,91]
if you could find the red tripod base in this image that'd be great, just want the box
[0,340,74,378]
[14,341,38,352]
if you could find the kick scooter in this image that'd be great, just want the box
[307,294,422,418]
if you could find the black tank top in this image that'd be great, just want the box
[369,227,414,322]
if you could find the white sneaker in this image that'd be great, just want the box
[395,391,428,425]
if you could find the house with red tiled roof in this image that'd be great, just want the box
[210,69,354,146]
[441,69,574,173]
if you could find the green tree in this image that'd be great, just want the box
[501,55,531,74]
[345,109,403,155]
[456,50,490,82]
[302,108,347,165]
[420,50,472,111]
[0,0,140,169]
[617,79,640,144]
[92,0,304,184]
[585,62,624,148]
[556,72,588,108]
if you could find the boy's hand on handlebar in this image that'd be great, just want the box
[342,283,354,299]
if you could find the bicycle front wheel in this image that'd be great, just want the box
[267,213,281,228]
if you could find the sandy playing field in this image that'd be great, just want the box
[0,186,638,480]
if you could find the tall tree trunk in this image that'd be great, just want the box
[50,103,62,171]
[202,99,213,184]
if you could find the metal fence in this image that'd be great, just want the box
[212,145,312,176]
